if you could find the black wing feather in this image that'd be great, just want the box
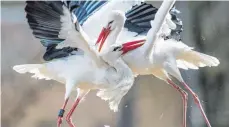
[25,1,106,61]
[63,1,107,25]
[124,2,183,40]
[25,1,65,47]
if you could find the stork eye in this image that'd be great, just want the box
[113,46,121,51]
[108,20,114,25]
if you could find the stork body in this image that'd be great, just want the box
[95,1,219,127]
[13,41,140,110]
[13,1,145,127]
[14,1,220,127]
[95,3,182,76]
[13,41,140,127]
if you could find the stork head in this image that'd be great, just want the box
[96,10,126,53]
[100,40,145,64]
[106,10,125,31]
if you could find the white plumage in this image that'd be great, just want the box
[95,1,219,127]
[82,0,143,41]
[13,1,145,127]
[12,1,220,127]
[13,50,135,111]
[148,37,219,82]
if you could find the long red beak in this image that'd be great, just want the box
[96,26,111,52]
[121,39,145,55]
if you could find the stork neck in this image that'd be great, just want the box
[110,59,133,80]
[143,29,157,55]
[144,0,175,58]
[79,26,109,68]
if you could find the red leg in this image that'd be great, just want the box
[57,98,69,127]
[181,82,211,127]
[65,98,81,127]
[65,89,89,127]
[167,79,188,127]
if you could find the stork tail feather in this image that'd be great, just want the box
[97,89,122,112]
[97,84,132,112]
[177,50,220,70]
[13,64,51,80]
[196,52,220,67]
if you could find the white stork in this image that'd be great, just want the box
[13,1,144,127]
[95,1,219,127]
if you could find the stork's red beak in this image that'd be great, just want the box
[96,26,111,52]
[121,39,145,55]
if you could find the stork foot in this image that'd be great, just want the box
[57,116,63,127]
[65,98,81,127]
[66,115,75,127]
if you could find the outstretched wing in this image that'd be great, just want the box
[117,2,183,43]
[25,1,82,61]
[25,1,106,61]
[81,0,142,40]
[63,1,107,26]
[25,1,107,47]
[25,1,65,47]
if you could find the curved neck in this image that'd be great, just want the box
[109,58,133,80]
[79,26,109,68]
[144,0,175,58]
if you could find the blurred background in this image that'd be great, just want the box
[1,1,229,127]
